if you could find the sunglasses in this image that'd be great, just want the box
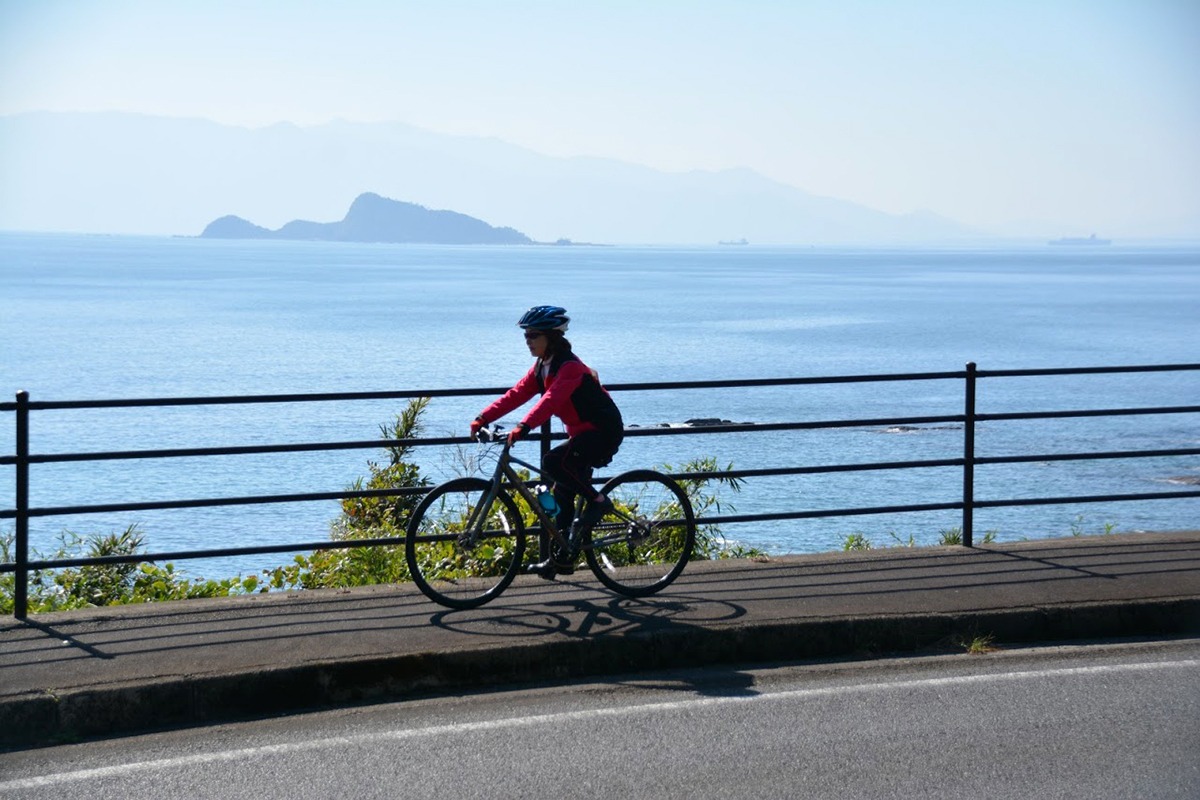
[523,331,546,341]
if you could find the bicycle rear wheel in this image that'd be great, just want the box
[584,469,695,597]
[405,477,526,609]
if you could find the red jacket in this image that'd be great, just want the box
[479,352,622,437]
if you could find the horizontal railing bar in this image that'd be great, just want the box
[0,486,430,520]
[976,447,1200,465]
[609,371,965,391]
[9,436,476,465]
[976,405,1200,422]
[1,387,512,411]
[696,501,965,525]
[0,372,972,413]
[0,524,559,573]
[0,536,411,572]
[974,489,1200,508]
[670,459,965,481]
[623,415,965,438]
[669,487,1200,525]
[2,411,1191,468]
[0,523,516,573]
[0,416,968,466]
[0,461,964,519]
[975,363,1200,379]
[685,447,1200,479]
[5,406,1194,468]
[5,444,1197,519]
[4,417,1190,472]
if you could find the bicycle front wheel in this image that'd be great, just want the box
[584,469,695,597]
[405,477,526,609]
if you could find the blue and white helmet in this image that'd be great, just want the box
[517,305,570,332]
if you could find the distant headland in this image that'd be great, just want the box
[199,193,534,245]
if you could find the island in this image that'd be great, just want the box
[199,193,534,245]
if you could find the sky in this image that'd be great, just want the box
[1,0,1198,236]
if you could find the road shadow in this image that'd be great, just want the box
[428,591,745,638]
[430,593,761,699]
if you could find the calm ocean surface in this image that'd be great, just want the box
[2,233,1198,578]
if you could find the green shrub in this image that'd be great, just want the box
[661,457,765,559]
[266,397,432,590]
[841,532,873,551]
[938,527,997,545]
[0,525,259,614]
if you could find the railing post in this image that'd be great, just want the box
[14,391,30,620]
[962,363,976,548]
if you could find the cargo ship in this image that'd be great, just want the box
[1049,234,1111,246]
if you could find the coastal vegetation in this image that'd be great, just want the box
[841,528,999,551]
[835,516,1120,552]
[0,525,262,613]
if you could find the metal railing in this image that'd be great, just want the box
[3,362,1199,619]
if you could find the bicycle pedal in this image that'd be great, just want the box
[527,558,574,580]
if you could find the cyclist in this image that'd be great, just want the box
[470,305,624,578]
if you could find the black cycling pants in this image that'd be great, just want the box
[542,428,623,530]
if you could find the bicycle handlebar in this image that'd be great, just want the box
[474,424,507,444]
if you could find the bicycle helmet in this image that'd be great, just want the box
[517,305,570,332]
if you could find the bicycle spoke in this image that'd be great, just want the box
[406,477,526,609]
[584,470,695,596]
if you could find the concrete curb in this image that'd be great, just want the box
[6,595,1198,749]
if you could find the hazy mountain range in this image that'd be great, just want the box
[1,111,979,244]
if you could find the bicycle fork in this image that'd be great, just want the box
[456,476,507,549]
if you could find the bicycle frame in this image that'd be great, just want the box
[463,429,637,551]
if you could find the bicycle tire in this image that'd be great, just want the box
[405,477,526,609]
[584,469,695,597]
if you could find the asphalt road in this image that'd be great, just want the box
[2,639,1198,799]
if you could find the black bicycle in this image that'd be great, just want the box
[404,426,696,609]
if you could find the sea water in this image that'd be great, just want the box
[2,233,1198,578]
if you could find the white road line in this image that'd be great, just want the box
[3,658,1196,790]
